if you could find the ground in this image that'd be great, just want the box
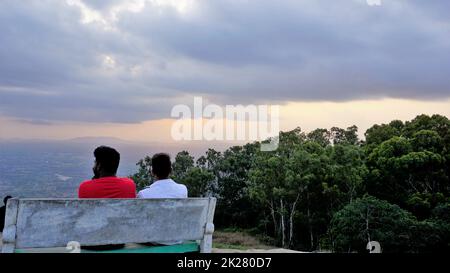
[213,230,273,250]
[212,230,305,253]
[0,232,305,253]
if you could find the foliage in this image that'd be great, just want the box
[330,195,415,253]
[131,114,450,252]
[129,156,153,191]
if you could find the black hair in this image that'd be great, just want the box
[94,146,120,175]
[151,153,172,179]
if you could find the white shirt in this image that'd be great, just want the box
[137,178,188,245]
[137,178,188,199]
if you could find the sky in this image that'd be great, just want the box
[1,0,450,145]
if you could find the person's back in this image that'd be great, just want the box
[79,176,136,198]
[137,153,187,199]
[137,153,188,246]
[77,146,136,250]
[78,146,136,199]
[137,178,187,199]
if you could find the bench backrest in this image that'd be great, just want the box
[1,198,216,253]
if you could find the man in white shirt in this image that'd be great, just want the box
[137,153,188,246]
[137,153,188,199]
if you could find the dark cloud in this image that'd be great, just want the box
[0,0,449,123]
[82,0,124,11]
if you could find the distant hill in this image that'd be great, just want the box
[67,136,132,145]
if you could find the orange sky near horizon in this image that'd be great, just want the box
[1,98,450,145]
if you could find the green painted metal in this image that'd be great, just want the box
[15,242,200,253]
[81,242,200,253]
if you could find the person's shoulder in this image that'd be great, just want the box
[116,177,135,186]
[119,177,135,184]
[173,180,188,194]
[119,177,136,190]
[78,179,95,198]
[173,180,187,188]
[137,187,152,198]
[79,179,94,188]
[139,183,154,192]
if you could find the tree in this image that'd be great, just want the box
[366,127,449,213]
[307,128,331,147]
[196,144,262,229]
[130,156,153,191]
[319,144,367,230]
[330,195,416,253]
[172,150,216,197]
[411,130,444,153]
[248,128,306,248]
[285,142,330,249]
[172,151,195,181]
[249,152,290,247]
[129,114,450,253]
[403,114,450,140]
[180,167,214,197]
[409,219,450,253]
[366,137,413,205]
[331,126,359,145]
[364,120,404,154]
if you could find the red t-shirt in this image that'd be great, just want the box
[78,177,136,198]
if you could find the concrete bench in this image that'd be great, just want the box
[1,197,216,253]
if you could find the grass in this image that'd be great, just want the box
[212,229,274,250]
[212,243,250,250]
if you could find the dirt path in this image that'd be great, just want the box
[213,248,306,253]
[212,230,307,253]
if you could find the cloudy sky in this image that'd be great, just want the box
[1,0,449,143]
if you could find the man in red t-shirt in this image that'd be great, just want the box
[78,146,136,251]
[78,146,136,198]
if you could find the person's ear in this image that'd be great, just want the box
[93,162,101,174]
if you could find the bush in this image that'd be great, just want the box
[330,195,416,253]
[409,219,450,253]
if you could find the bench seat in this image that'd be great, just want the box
[2,198,216,253]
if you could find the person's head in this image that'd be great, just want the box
[93,146,120,178]
[3,196,12,206]
[151,153,172,180]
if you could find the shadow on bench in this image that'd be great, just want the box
[1,198,216,253]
